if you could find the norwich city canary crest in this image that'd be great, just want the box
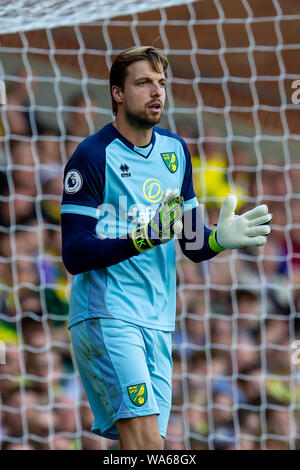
[127,383,148,407]
[161,152,178,173]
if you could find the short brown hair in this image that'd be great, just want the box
[109,46,168,115]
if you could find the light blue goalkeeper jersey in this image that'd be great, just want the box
[61,122,198,331]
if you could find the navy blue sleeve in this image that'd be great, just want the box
[178,206,218,262]
[177,137,217,261]
[61,135,139,275]
[61,213,138,275]
[180,138,197,203]
[62,140,105,209]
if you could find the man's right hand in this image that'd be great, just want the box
[131,188,184,253]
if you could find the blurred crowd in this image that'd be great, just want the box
[0,69,300,450]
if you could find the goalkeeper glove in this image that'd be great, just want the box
[209,194,272,252]
[131,188,184,253]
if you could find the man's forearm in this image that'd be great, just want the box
[61,213,138,275]
[179,224,219,263]
[178,206,220,263]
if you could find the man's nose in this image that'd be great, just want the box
[151,82,163,97]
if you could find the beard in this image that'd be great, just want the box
[125,106,162,130]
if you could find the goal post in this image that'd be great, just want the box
[0,0,300,451]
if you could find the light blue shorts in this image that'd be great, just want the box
[70,318,173,440]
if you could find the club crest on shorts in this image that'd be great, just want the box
[64,169,83,194]
[127,383,147,407]
[161,152,178,173]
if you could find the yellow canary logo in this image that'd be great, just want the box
[143,178,163,203]
[127,383,147,407]
[161,152,178,173]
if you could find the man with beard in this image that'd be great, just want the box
[61,46,272,449]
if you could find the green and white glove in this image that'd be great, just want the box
[131,188,184,253]
[209,194,272,252]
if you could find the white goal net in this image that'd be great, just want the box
[0,0,300,451]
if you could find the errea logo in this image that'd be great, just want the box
[120,163,131,178]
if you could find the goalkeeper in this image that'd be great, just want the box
[61,46,271,450]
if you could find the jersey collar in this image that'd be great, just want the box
[109,122,156,159]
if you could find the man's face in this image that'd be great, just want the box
[119,60,166,129]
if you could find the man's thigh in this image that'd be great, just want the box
[140,326,173,439]
[70,318,165,440]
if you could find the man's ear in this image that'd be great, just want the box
[111,85,123,104]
